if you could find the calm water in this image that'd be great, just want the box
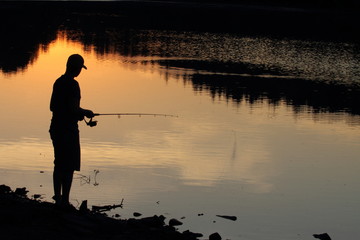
[1,30,360,240]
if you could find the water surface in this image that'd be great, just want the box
[1,29,360,240]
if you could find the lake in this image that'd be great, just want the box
[1,2,360,240]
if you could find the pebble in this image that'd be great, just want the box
[133,212,142,217]
[209,232,222,240]
[169,218,183,227]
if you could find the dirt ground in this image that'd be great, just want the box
[0,185,204,240]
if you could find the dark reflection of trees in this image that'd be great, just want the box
[2,1,359,73]
[153,59,360,115]
[1,1,359,117]
[0,2,61,74]
[191,73,360,115]
[56,0,360,57]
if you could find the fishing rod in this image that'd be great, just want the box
[85,113,178,127]
[95,113,178,117]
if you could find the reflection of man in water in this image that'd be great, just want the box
[49,54,94,209]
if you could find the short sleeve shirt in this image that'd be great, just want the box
[50,75,81,131]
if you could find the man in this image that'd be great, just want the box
[49,54,94,209]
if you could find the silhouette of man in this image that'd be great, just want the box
[49,54,94,209]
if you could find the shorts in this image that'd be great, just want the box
[50,128,81,171]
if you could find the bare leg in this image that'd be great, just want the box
[53,166,62,204]
[61,169,74,205]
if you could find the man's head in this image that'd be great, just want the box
[66,54,87,77]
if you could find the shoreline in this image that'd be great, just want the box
[1,0,359,41]
[0,184,204,240]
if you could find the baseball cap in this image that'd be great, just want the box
[67,54,87,70]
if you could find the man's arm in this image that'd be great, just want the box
[69,97,94,120]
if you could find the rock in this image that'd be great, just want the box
[139,215,166,227]
[79,200,89,213]
[133,212,142,217]
[183,230,203,238]
[216,215,237,221]
[313,233,332,240]
[169,218,183,227]
[14,187,28,197]
[209,232,222,240]
[0,184,12,194]
[32,194,42,199]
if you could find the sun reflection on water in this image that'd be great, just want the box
[1,31,360,240]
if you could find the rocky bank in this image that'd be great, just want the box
[0,185,203,240]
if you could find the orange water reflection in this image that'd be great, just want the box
[1,32,360,240]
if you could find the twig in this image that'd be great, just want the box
[92,199,124,212]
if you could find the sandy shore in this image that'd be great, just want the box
[0,185,204,240]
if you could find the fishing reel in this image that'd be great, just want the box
[84,117,98,127]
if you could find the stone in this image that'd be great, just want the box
[0,184,12,194]
[216,215,237,221]
[133,212,142,217]
[169,218,183,227]
[313,233,332,240]
[14,187,28,197]
[79,200,89,213]
[209,232,222,240]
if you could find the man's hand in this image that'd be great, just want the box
[83,109,95,118]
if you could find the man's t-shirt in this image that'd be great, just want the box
[50,75,82,131]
